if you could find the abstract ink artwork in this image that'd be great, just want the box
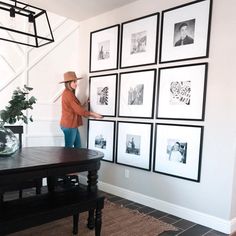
[156,63,207,121]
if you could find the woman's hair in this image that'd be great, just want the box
[65,81,75,93]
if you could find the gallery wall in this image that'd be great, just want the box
[0,0,236,234]
[76,0,236,233]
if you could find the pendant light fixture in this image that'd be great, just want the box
[0,0,54,47]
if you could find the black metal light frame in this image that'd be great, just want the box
[0,0,54,47]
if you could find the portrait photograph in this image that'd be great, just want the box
[90,24,120,72]
[87,119,116,163]
[173,19,195,47]
[167,140,187,164]
[153,123,203,182]
[120,12,159,69]
[156,63,208,121]
[116,121,153,170]
[89,73,118,117]
[118,69,156,118]
[159,0,212,63]
[126,134,141,156]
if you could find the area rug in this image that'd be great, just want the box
[8,200,177,236]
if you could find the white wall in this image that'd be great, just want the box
[76,0,236,233]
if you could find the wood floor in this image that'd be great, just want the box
[3,187,229,236]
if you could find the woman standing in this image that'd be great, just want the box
[60,71,102,148]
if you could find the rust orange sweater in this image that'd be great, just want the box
[60,89,90,128]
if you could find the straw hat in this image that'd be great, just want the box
[59,71,83,84]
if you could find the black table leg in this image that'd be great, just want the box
[95,207,102,236]
[47,176,57,193]
[73,213,79,235]
[87,209,95,229]
[87,170,98,193]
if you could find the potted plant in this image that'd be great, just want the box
[0,85,36,156]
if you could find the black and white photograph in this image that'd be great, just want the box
[153,123,203,182]
[159,0,212,63]
[173,19,195,47]
[128,84,144,105]
[167,140,187,164]
[116,121,152,170]
[95,134,107,149]
[120,13,159,69]
[130,31,147,54]
[126,134,140,155]
[88,120,116,162]
[118,69,156,118]
[90,24,119,72]
[98,40,110,60]
[157,63,208,121]
[89,74,118,117]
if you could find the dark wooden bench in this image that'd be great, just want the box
[0,186,105,235]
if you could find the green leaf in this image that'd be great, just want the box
[0,86,37,125]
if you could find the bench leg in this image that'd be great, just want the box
[19,189,23,198]
[95,208,102,236]
[36,179,42,195]
[87,209,95,229]
[73,213,79,235]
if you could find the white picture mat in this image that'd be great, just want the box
[90,26,118,71]
[90,74,117,116]
[119,70,155,117]
[88,120,115,162]
[161,0,210,62]
[117,122,152,169]
[158,64,206,119]
[121,14,158,67]
[155,125,202,180]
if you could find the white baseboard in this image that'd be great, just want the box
[231,218,236,234]
[79,175,232,234]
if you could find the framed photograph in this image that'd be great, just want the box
[87,119,116,162]
[159,0,212,63]
[120,13,159,69]
[89,24,120,72]
[118,69,156,119]
[116,121,153,171]
[153,123,203,182]
[157,63,208,121]
[89,73,118,117]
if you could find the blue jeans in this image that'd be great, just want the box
[61,127,81,148]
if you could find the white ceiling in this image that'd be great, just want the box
[27,0,138,22]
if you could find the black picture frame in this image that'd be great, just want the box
[159,0,212,63]
[87,119,116,163]
[89,24,120,73]
[156,63,208,121]
[89,73,118,117]
[118,69,156,119]
[116,121,153,171]
[120,12,159,69]
[153,123,203,182]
